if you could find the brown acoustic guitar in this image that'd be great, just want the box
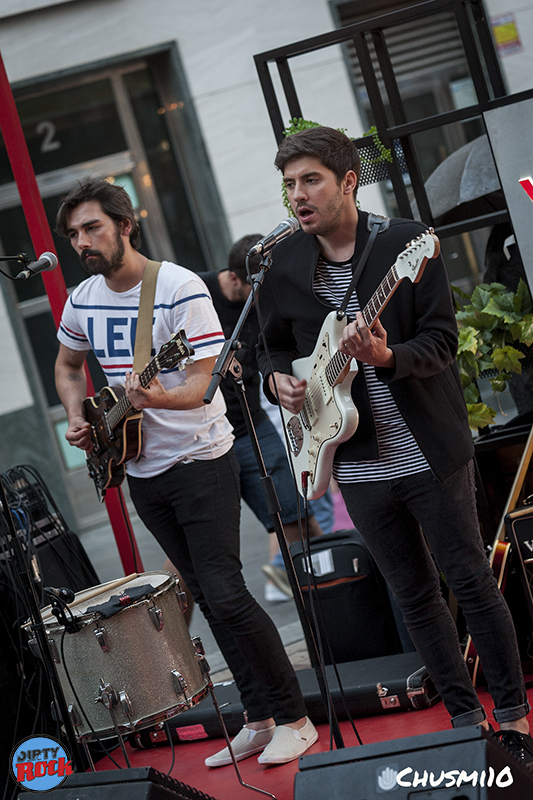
[464,423,533,685]
[84,330,194,501]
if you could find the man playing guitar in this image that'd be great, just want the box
[54,179,317,768]
[256,126,533,764]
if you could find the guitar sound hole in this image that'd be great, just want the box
[287,417,304,456]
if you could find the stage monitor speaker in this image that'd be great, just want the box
[294,726,533,799]
[19,766,222,800]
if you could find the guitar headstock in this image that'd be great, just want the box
[395,229,440,284]
[154,330,195,370]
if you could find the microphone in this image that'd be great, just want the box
[247,218,300,257]
[16,252,58,280]
[44,586,76,603]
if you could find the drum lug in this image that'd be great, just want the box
[148,605,164,631]
[68,702,82,731]
[192,637,211,677]
[119,689,133,718]
[95,678,118,710]
[192,635,205,655]
[171,669,188,698]
[175,589,188,614]
[197,652,211,678]
[48,637,61,664]
[94,626,110,652]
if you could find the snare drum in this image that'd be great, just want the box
[30,571,209,741]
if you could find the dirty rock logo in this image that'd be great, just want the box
[10,735,73,792]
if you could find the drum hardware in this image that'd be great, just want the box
[119,689,133,718]
[27,633,61,663]
[44,587,82,634]
[95,678,119,711]
[94,626,109,652]
[197,653,211,679]
[47,637,61,664]
[192,635,211,677]
[148,603,164,631]
[67,702,82,731]
[175,587,187,613]
[171,669,189,698]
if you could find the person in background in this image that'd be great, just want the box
[197,234,324,600]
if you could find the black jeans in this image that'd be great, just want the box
[127,449,306,724]
[340,461,529,727]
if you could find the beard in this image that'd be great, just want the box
[296,191,344,238]
[80,230,125,277]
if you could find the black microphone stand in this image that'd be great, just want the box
[0,475,85,772]
[204,253,344,751]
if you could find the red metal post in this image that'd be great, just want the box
[0,49,143,576]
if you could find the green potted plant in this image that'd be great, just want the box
[454,279,533,430]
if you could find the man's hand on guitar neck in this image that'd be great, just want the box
[124,356,217,411]
[269,372,307,415]
[340,311,395,369]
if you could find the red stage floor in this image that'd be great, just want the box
[91,682,533,800]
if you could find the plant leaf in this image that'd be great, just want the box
[457,326,480,355]
[463,382,480,404]
[489,372,511,393]
[467,403,497,431]
[491,346,524,374]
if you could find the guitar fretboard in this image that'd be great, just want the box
[107,358,161,430]
[325,264,400,386]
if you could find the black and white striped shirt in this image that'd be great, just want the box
[313,255,429,483]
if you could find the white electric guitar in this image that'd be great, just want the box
[281,230,441,499]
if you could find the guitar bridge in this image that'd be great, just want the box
[287,416,304,456]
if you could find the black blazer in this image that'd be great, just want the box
[256,211,474,481]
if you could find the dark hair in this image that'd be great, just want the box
[274,126,361,197]
[227,233,264,282]
[55,179,142,249]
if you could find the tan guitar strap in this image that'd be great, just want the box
[133,260,162,373]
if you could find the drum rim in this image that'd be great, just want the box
[35,570,176,628]
[74,682,210,741]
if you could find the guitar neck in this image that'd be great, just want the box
[107,359,162,430]
[491,423,533,549]
[326,263,400,386]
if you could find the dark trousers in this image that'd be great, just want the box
[339,461,529,727]
[127,449,306,724]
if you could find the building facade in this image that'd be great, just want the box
[0,0,530,527]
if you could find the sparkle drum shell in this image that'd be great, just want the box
[31,571,209,741]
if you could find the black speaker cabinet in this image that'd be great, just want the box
[290,529,402,664]
[20,766,221,800]
[294,726,533,799]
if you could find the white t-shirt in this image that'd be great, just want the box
[57,261,234,478]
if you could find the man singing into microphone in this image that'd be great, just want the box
[53,179,317,767]
[256,126,533,764]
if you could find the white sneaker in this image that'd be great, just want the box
[262,564,293,597]
[205,724,276,767]
[257,717,318,765]
[264,582,292,602]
